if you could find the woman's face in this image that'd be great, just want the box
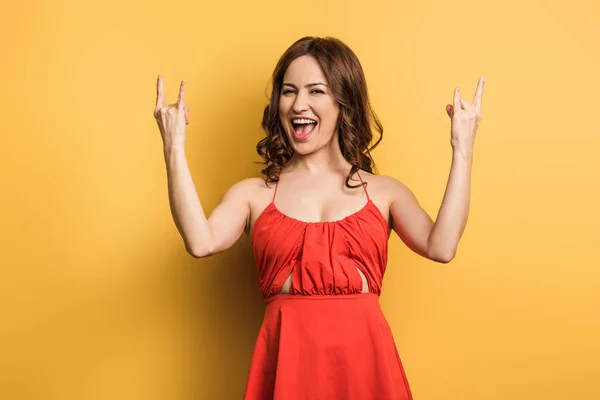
[278,55,340,155]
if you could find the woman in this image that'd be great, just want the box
[154,36,484,399]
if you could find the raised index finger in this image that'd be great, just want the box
[473,76,484,114]
[155,75,166,110]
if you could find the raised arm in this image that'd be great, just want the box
[164,147,250,258]
[387,153,471,264]
[389,77,484,263]
[155,75,249,258]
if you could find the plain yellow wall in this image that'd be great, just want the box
[2,0,599,399]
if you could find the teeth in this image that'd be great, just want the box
[292,118,316,124]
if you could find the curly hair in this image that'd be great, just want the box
[256,36,383,189]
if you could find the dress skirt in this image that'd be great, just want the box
[243,293,413,400]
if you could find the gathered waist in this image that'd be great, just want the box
[264,292,379,305]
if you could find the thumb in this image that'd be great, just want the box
[446,104,453,118]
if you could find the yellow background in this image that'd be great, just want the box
[2,0,599,399]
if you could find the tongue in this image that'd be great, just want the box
[299,123,315,135]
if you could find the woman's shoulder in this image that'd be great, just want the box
[233,176,267,187]
[226,176,270,192]
[360,171,414,199]
[224,176,274,202]
[360,170,405,187]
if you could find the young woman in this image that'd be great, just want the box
[154,36,484,400]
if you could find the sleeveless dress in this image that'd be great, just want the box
[244,172,413,400]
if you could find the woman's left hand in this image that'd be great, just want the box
[446,76,484,153]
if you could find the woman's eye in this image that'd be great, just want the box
[281,89,324,95]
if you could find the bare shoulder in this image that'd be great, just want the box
[223,176,265,194]
[233,176,279,234]
[359,171,414,203]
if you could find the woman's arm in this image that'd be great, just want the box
[390,77,483,263]
[388,149,472,263]
[427,149,473,262]
[164,146,250,258]
[155,76,251,258]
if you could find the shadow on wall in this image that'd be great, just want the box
[173,69,271,397]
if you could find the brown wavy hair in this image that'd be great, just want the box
[256,36,383,189]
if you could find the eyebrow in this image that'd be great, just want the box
[282,82,328,89]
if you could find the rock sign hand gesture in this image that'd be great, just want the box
[154,75,190,150]
[446,76,485,153]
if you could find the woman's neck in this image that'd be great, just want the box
[286,140,351,174]
[285,149,352,174]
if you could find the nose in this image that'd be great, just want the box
[292,91,310,113]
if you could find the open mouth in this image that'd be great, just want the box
[291,118,318,141]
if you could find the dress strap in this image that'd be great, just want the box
[356,170,371,201]
[272,167,284,203]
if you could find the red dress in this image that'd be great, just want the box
[244,172,413,400]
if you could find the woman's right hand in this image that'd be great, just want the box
[154,75,189,150]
